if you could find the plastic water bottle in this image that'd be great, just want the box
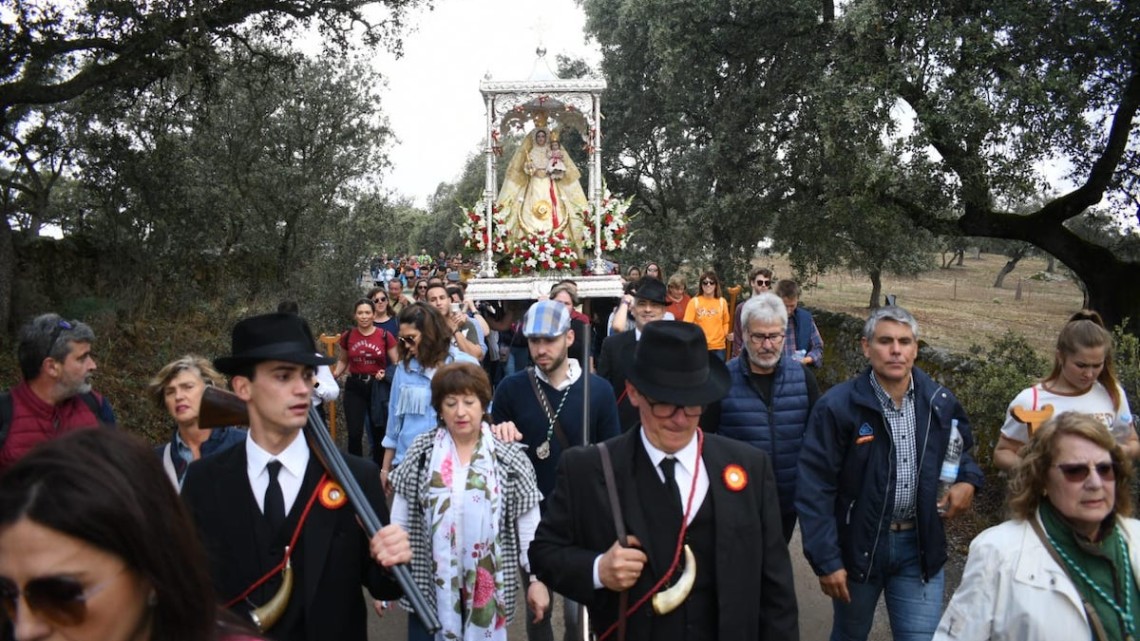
[937,419,963,515]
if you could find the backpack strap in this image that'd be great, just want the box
[77,392,113,428]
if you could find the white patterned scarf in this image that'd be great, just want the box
[427,426,507,641]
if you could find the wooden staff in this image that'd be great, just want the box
[726,285,742,359]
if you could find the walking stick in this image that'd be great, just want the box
[726,285,742,359]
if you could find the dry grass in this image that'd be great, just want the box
[756,253,1086,357]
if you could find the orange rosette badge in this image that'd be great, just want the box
[723,464,748,492]
[319,479,347,510]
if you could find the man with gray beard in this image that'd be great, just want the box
[703,293,819,542]
[0,314,115,472]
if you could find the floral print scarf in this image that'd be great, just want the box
[427,426,507,640]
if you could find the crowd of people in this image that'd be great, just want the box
[0,255,1136,641]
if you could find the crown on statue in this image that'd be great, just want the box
[534,111,549,129]
[550,130,560,142]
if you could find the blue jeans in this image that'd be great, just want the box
[830,529,945,641]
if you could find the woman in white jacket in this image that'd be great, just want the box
[936,411,1140,641]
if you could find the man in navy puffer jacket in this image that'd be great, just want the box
[704,293,819,542]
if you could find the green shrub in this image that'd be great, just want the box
[956,331,1047,469]
[1113,321,1139,416]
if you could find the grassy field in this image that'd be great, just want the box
[754,253,1086,357]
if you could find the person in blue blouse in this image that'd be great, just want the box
[380,302,478,493]
[149,355,246,488]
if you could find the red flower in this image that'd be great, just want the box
[473,567,496,608]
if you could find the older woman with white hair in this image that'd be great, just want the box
[703,292,821,541]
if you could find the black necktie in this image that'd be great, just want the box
[660,457,683,518]
[264,460,285,531]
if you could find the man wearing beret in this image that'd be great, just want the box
[182,313,412,641]
[531,321,799,641]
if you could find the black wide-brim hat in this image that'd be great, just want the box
[215,313,335,375]
[633,277,668,305]
[621,320,731,407]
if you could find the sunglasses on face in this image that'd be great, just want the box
[373,297,387,303]
[1056,462,1117,483]
[398,335,418,347]
[416,285,427,290]
[0,572,118,627]
[755,279,770,286]
[701,280,715,286]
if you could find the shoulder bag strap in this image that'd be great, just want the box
[1028,516,1111,641]
[527,367,570,449]
[598,442,628,641]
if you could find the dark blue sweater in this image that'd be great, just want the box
[490,370,621,502]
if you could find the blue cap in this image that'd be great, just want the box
[523,300,571,338]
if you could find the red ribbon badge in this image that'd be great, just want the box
[723,464,748,492]
[318,479,347,510]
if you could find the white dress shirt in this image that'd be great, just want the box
[246,433,310,515]
[591,429,709,588]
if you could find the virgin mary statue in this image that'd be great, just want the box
[496,127,589,250]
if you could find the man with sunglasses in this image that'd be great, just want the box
[531,321,799,641]
[0,314,115,473]
[731,267,773,357]
[796,306,983,641]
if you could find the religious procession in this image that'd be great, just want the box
[3,2,1139,641]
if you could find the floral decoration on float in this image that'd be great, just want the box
[508,232,580,275]
[581,190,633,252]
[457,201,510,254]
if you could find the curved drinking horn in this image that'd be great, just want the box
[250,555,293,632]
[652,545,696,615]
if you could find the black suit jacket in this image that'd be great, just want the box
[181,444,401,641]
[596,329,638,431]
[529,428,799,641]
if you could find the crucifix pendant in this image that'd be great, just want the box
[536,440,551,460]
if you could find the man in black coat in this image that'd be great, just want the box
[531,321,799,641]
[597,278,670,431]
[182,313,412,641]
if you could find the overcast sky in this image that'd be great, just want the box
[372,0,602,207]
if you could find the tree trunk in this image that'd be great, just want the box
[0,217,12,336]
[956,249,965,266]
[868,269,882,309]
[993,256,1022,288]
[1046,255,1055,273]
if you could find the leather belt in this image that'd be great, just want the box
[347,373,373,381]
[889,519,916,531]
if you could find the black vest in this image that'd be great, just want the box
[241,465,320,641]
[634,447,719,641]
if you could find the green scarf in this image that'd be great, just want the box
[1041,501,1140,641]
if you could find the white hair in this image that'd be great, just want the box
[740,293,788,330]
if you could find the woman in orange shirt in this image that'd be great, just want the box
[683,270,730,360]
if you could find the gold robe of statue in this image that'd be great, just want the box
[496,128,589,250]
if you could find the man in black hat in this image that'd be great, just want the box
[597,277,670,431]
[530,321,799,641]
[181,313,412,641]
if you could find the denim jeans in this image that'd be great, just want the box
[830,529,945,641]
